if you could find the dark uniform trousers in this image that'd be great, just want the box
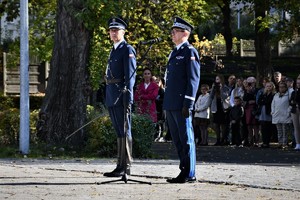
[108,105,133,169]
[104,40,136,174]
[163,42,200,179]
[166,110,196,178]
[108,105,131,138]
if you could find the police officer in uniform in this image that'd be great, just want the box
[103,17,137,177]
[163,17,200,183]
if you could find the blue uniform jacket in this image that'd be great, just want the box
[163,42,200,110]
[105,41,136,107]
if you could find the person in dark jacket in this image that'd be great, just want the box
[230,96,244,146]
[154,77,166,141]
[290,76,300,150]
[257,81,276,148]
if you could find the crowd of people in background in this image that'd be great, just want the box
[132,70,300,151]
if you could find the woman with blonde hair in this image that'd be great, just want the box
[194,84,210,145]
[257,81,276,148]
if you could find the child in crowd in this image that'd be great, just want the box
[230,96,244,146]
[194,84,210,145]
[271,81,292,149]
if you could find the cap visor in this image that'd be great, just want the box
[172,26,185,30]
[109,25,125,30]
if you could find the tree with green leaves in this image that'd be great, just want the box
[37,0,127,146]
[235,0,300,82]
[271,0,300,41]
[1,0,210,147]
[89,0,210,88]
[206,0,233,56]
[0,0,56,61]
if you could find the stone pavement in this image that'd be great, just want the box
[0,143,299,200]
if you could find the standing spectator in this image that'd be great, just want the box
[281,75,287,82]
[256,77,271,104]
[163,17,200,183]
[229,96,244,146]
[210,74,231,145]
[227,74,236,93]
[154,77,166,141]
[230,77,244,107]
[224,74,236,144]
[290,76,300,150]
[192,87,202,144]
[271,81,292,149]
[243,77,259,147]
[228,77,244,144]
[286,77,294,99]
[257,81,276,148]
[270,72,283,142]
[194,84,210,146]
[256,76,279,142]
[240,79,249,145]
[273,71,282,92]
[134,68,159,123]
[286,77,295,147]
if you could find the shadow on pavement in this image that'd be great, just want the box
[0,182,96,186]
[152,142,300,166]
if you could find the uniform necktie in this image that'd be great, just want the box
[106,47,115,78]
[172,47,177,55]
[169,48,177,59]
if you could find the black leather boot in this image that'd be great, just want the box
[103,166,125,177]
[103,137,133,177]
[104,138,124,177]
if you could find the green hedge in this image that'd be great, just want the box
[0,101,155,158]
[85,105,155,158]
[0,108,19,145]
[0,108,39,146]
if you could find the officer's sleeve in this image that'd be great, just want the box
[124,45,137,105]
[184,47,200,109]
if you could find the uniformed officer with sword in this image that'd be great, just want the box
[103,17,137,177]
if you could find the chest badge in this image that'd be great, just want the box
[176,56,184,60]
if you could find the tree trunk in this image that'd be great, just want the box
[220,0,233,57]
[254,0,272,84]
[38,0,91,147]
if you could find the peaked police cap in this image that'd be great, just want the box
[171,17,193,32]
[108,17,127,30]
